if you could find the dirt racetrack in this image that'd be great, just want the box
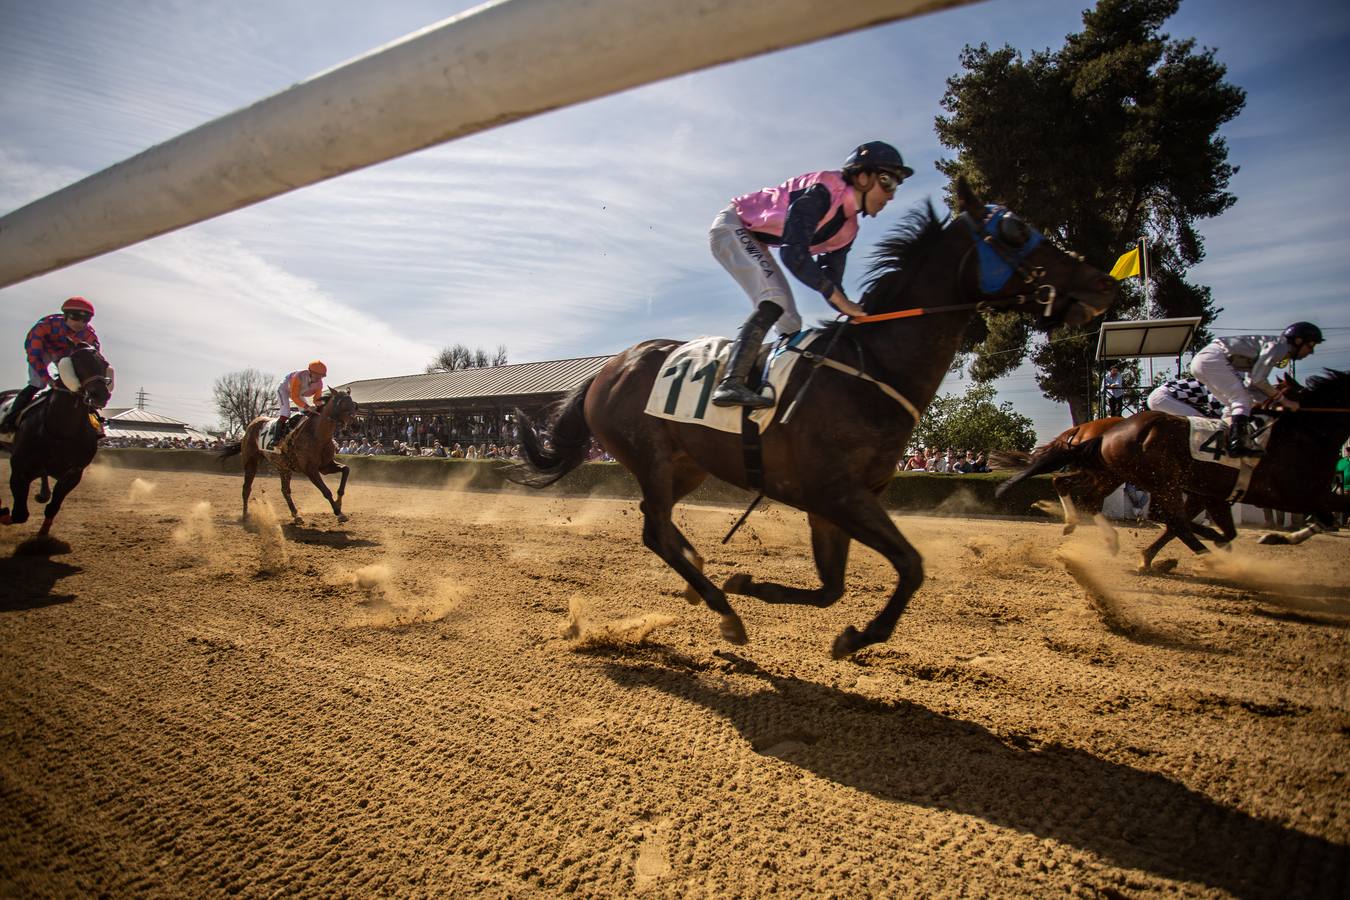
[1,459,1347,897]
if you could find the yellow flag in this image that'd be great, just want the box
[1110,247,1140,280]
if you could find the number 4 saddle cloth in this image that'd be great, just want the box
[1186,415,1274,468]
[643,331,824,434]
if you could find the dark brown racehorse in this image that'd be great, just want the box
[505,179,1117,657]
[220,390,358,524]
[997,370,1350,571]
[1,344,114,541]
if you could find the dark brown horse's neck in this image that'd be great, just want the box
[851,232,976,417]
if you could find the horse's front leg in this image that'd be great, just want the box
[37,469,84,537]
[305,467,346,522]
[816,490,924,659]
[319,461,350,520]
[724,512,849,607]
[35,475,51,504]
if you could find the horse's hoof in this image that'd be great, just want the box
[719,613,748,645]
[1155,558,1179,574]
[35,491,50,504]
[722,573,753,597]
[1062,524,1077,535]
[337,514,349,524]
[0,512,11,526]
[831,626,865,660]
[683,584,702,605]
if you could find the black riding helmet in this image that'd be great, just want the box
[843,141,915,179]
[1283,321,1323,345]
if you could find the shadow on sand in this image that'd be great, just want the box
[279,524,378,548]
[596,648,1346,897]
[0,555,81,611]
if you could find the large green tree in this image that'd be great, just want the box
[935,0,1244,422]
[910,382,1037,454]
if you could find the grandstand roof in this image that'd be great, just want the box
[334,355,613,407]
[105,407,188,425]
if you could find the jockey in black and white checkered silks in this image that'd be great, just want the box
[1187,323,1322,458]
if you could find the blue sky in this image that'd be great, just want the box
[1,0,1347,439]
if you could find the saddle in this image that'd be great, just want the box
[0,388,50,441]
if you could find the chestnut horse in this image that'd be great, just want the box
[996,415,1234,556]
[1,344,114,540]
[997,371,1350,571]
[505,179,1117,658]
[220,390,358,523]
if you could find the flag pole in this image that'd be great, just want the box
[1139,238,1151,318]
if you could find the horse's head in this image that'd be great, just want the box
[55,343,113,409]
[320,389,359,425]
[953,178,1117,330]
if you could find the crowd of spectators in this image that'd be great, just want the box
[899,446,991,474]
[335,438,523,459]
[101,436,227,450]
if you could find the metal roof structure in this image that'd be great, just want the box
[1094,317,1203,361]
[103,406,213,441]
[334,354,614,410]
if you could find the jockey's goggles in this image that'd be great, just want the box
[65,310,92,322]
[875,171,904,193]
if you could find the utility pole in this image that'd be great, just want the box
[135,387,148,409]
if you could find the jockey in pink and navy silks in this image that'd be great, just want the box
[1,296,101,434]
[1189,321,1321,457]
[708,141,914,408]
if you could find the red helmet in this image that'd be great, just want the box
[61,296,95,316]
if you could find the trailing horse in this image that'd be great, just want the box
[505,179,1116,658]
[220,390,358,524]
[0,344,114,541]
[996,370,1350,571]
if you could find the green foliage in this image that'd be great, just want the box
[934,0,1243,422]
[909,382,1037,453]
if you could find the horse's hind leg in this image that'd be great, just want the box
[35,476,51,504]
[279,471,300,522]
[241,457,259,521]
[634,465,746,645]
[725,513,849,607]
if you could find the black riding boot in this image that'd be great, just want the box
[712,302,781,409]
[1227,414,1264,458]
[275,415,292,443]
[0,384,39,433]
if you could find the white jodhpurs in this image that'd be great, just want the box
[1145,385,1201,418]
[709,204,801,335]
[1190,345,1258,418]
[277,384,295,418]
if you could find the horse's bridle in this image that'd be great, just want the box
[850,206,1061,325]
[55,352,113,407]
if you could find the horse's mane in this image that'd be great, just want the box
[809,202,948,340]
[863,201,948,290]
[1298,369,1350,406]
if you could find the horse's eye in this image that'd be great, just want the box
[999,215,1031,247]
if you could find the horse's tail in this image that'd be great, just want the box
[219,442,243,466]
[994,436,1102,498]
[502,377,597,488]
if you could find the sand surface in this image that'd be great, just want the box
[1,460,1347,897]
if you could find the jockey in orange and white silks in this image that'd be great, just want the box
[707,141,914,409]
[1189,322,1321,457]
[277,361,327,423]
